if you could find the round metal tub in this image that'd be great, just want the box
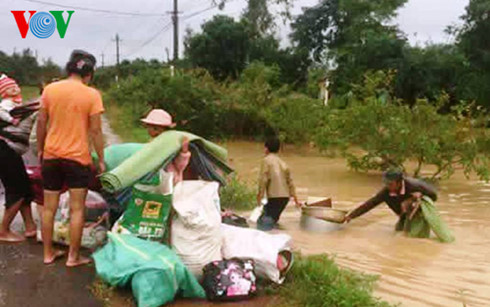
[300,213,342,233]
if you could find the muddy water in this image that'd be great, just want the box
[225,141,490,307]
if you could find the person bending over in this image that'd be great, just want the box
[344,169,438,230]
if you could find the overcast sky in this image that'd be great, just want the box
[0,0,469,67]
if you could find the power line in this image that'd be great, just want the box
[124,22,173,58]
[21,0,166,17]
[182,5,218,21]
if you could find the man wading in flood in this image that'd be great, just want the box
[37,50,105,266]
[344,169,438,230]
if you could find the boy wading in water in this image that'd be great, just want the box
[257,137,300,230]
[37,50,105,267]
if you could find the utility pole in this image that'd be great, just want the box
[171,0,179,61]
[100,53,105,68]
[113,34,121,67]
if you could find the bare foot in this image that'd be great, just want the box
[66,256,92,268]
[0,231,25,243]
[24,230,37,238]
[44,250,66,265]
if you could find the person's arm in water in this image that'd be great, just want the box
[89,113,105,173]
[285,167,300,207]
[257,159,269,206]
[345,189,386,223]
[36,107,48,162]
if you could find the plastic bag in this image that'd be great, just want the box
[118,183,172,241]
[249,205,263,223]
[171,181,223,278]
[202,259,257,301]
[221,223,292,284]
[93,233,205,307]
[36,190,109,249]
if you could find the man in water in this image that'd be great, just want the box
[344,170,438,230]
[37,50,105,267]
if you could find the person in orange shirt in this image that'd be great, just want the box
[37,50,105,267]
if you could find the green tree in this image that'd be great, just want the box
[394,44,469,107]
[452,0,490,109]
[184,15,250,80]
[315,71,489,181]
[291,0,407,94]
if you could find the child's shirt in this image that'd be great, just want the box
[0,98,17,123]
[258,153,296,199]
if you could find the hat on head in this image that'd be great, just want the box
[0,74,19,99]
[382,168,404,184]
[141,109,176,127]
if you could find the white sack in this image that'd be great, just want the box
[221,223,292,284]
[171,180,223,278]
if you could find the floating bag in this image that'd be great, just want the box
[202,259,257,302]
[118,183,172,241]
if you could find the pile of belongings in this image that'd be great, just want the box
[96,130,233,223]
[35,190,109,249]
[93,233,206,307]
[92,130,294,306]
[403,196,455,243]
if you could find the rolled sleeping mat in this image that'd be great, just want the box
[100,130,229,193]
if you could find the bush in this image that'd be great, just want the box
[278,254,395,307]
[219,174,256,211]
[316,71,490,181]
[104,64,321,145]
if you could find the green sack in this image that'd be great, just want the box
[93,233,206,307]
[119,185,172,241]
[404,196,455,243]
[404,210,431,238]
[420,196,455,243]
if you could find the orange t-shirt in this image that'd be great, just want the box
[41,79,104,165]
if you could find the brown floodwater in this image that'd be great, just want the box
[224,141,490,307]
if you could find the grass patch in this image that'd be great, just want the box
[21,86,40,101]
[90,278,134,307]
[219,174,256,211]
[104,99,149,143]
[275,254,396,307]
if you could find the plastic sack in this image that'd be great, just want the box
[202,259,257,302]
[171,181,223,278]
[404,196,455,243]
[221,223,292,284]
[36,221,108,250]
[249,205,263,223]
[36,190,109,249]
[118,185,172,241]
[93,233,205,307]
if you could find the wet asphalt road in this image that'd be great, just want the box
[0,118,121,307]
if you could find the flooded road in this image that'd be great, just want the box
[225,141,490,307]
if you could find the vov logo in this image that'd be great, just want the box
[11,11,74,39]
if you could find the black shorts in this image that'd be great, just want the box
[42,159,91,191]
[0,140,33,208]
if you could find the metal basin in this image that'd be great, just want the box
[300,213,342,233]
[301,206,347,223]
